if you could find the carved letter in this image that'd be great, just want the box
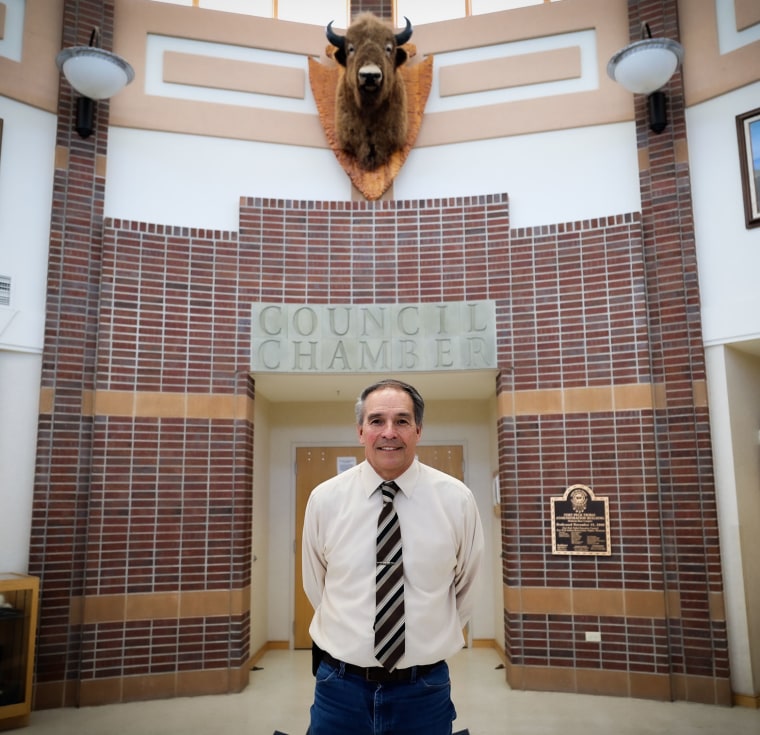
[436,304,448,334]
[466,337,488,367]
[328,340,352,370]
[436,338,454,368]
[397,306,419,336]
[293,307,318,336]
[292,341,318,370]
[468,302,489,332]
[361,307,386,337]
[398,340,419,369]
[257,339,281,369]
[327,306,351,336]
[259,305,283,335]
[360,341,390,370]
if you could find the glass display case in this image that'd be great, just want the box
[0,574,39,731]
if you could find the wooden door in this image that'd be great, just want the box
[294,445,464,648]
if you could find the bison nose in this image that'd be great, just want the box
[358,66,383,87]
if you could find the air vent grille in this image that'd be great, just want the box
[0,275,11,306]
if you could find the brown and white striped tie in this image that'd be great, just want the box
[374,480,405,670]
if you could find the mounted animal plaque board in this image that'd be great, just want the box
[309,19,433,200]
[550,484,611,556]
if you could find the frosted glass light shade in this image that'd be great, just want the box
[56,46,135,100]
[607,38,683,95]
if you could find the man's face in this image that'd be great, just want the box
[358,387,422,480]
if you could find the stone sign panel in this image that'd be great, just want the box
[251,300,497,374]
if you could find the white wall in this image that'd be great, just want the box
[705,345,760,697]
[267,401,357,643]
[687,81,760,346]
[0,96,57,352]
[395,123,640,229]
[104,128,352,230]
[688,82,760,696]
[104,122,642,232]
[264,396,498,645]
[725,348,760,697]
[487,399,505,652]
[251,395,272,655]
[426,399,497,642]
[0,97,57,573]
[0,351,42,573]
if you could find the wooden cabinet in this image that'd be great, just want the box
[0,574,39,731]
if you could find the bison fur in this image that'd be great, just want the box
[326,13,413,171]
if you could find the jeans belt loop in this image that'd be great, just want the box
[409,665,417,684]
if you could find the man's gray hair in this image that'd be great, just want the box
[355,379,425,426]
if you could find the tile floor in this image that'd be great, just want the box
[22,648,760,735]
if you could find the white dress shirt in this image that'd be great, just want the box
[302,458,484,668]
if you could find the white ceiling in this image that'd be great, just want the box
[731,338,760,358]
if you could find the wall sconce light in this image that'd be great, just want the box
[607,23,683,134]
[56,28,134,139]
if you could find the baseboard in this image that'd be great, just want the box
[249,640,290,668]
[733,692,760,709]
[471,638,507,666]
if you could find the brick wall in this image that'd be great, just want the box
[35,189,729,705]
[31,0,115,706]
[30,0,729,710]
[628,0,728,701]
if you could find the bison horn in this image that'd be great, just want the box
[325,21,345,50]
[394,16,413,46]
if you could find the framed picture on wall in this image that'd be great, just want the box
[736,106,760,229]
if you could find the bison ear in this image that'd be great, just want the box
[394,47,408,68]
[334,47,347,66]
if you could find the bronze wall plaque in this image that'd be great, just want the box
[551,484,611,556]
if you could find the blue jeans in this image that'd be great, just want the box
[309,659,456,735]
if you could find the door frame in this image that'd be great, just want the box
[293,444,466,649]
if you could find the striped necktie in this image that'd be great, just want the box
[374,480,405,670]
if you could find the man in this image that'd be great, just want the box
[302,378,484,735]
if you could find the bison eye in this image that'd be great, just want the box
[347,43,355,55]
[385,42,393,55]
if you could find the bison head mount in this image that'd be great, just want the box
[325,13,414,171]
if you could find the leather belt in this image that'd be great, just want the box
[322,653,443,683]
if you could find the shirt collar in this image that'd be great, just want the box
[361,459,419,500]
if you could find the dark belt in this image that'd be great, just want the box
[322,652,443,683]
